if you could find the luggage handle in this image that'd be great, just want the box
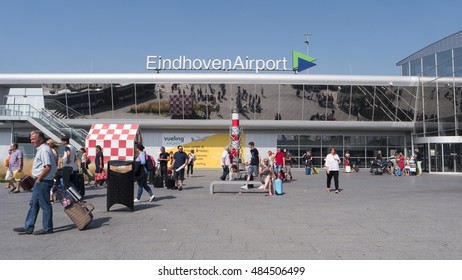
[80,201,95,213]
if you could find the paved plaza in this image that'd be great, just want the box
[0,169,461,260]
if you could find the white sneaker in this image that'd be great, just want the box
[241,184,248,190]
[257,186,264,190]
[134,198,141,203]
[149,195,156,202]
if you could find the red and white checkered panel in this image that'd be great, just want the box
[85,124,141,162]
[169,95,193,115]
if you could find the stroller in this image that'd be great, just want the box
[369,159,384,175]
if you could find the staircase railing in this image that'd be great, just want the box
[0,104,87,149]
[44,99,87,119]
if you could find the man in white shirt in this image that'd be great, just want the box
[61,136,78,189]
[220,146,231,180]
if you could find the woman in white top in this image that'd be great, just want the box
[186,150,195,177]
[324,147,341,194]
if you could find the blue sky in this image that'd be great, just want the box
[0,0,461,75]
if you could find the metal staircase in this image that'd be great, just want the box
[0,104,87,149]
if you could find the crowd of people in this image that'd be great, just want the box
[6,129,200,235]
[6,131,425,235]
[218,141,296,196]
[373,148,423,176]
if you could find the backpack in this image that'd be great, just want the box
[145,154,155,171]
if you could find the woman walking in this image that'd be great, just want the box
[79,147,93,185]
[324,147,341,194]
[134,144,155,203]
[186,150,195,177]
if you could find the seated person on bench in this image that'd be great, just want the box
[258,158,274,196]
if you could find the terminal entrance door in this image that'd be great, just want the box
[426,143,462,173]
[429,143,442,172]
[442,143,462,172]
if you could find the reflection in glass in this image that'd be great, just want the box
[454,48,462,77]
[422,54,436,77]
[402,62,410,76]
[410,58,422,76]
[438,82,456,136]
[423,85,438,136]
[437,50,452,77]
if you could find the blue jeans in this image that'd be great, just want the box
[274,164,283,174]
[220,165,230,180]
[24,180,53,232]
[136,175,153,200]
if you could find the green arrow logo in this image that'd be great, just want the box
[292,50,317,72]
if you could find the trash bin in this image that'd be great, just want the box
[107,160,134,211]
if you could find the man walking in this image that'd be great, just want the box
[158,146,170,188]
[14,130,57,235]
[274,147,286,179]
[220,146,231,180]
[241,141,260,190]
[171,145,188,191]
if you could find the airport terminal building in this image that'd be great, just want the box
[1,31,461,173]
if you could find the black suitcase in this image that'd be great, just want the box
[154,176,163,188]
[71,173,85,197]
[166,178,175,189]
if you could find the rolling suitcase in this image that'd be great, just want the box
[275,178,283,195]
[305,166,311,175]
[20,175,35,191]
[166,175,175,189]
[64,200,94,230]
[154,175,163,188]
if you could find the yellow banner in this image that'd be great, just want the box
[165,133,244,168]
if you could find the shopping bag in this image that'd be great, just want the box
[94,171,108,183]
[13,170,25,180]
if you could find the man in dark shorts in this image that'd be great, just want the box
[241,141,260,190]
[171,145,188,191]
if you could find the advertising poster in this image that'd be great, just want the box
[162,133,244,168]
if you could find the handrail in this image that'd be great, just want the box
[44,99,87,119]
[0,104,87,148]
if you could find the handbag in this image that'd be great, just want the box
[94,171,108,182]
[13,170,25,180]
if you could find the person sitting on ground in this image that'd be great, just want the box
[228,164,240,181]
[258,158,274,196]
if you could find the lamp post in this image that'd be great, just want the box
[304,32,312,56]
[304,33,312,74]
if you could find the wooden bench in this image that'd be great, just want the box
[209,180,263,194]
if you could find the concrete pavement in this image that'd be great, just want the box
[1,169,461,260]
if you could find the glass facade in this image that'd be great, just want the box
[400,47,462,78]
[42,83,419,122]
[415,81,462,137]
[277,134,407,169]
